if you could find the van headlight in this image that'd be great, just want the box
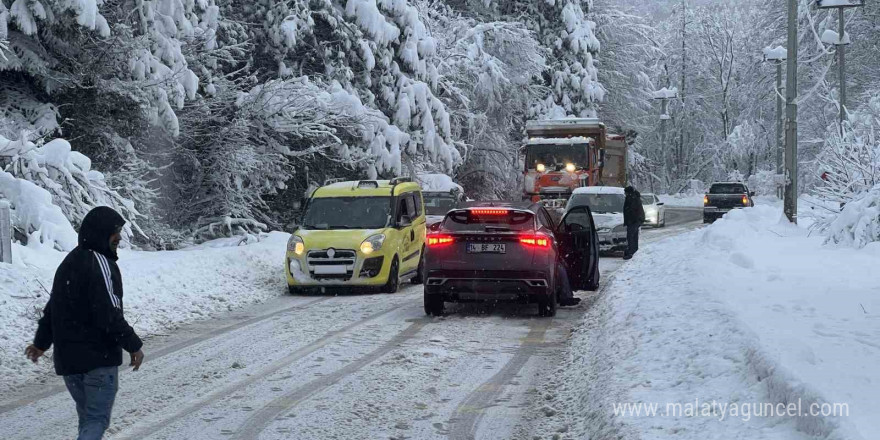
[288,236,305,255]
[360,234,386,255]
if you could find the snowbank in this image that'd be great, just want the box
[657,194,705,207]
[0,232,290,393]
[541,203,876,439]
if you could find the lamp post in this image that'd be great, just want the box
[652,87,679,191]
[763,46,787,199]
[817,0,865,132]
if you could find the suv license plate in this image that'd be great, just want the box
[467,243,506,254]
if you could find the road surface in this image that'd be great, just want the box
[0,208,702,440]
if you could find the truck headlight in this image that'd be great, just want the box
[536,164,546,173]
[360,234,386,255]
[565,163,576,173]
[288,235,304,255]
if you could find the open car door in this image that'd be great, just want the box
[556,206,599,291]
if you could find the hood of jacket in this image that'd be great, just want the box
[78,206,126,260]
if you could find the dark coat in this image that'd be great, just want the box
[623,190,646,226]
[33,207,142,376]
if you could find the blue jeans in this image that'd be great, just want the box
[63,366,119,440]
[625,224,640,257]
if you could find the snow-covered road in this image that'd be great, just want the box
[0,209,702,440]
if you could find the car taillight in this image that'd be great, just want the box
[471,208,508,216]
[520,234,550,248]
[427,235,454,246]
[703,195,709,205]
[742,195,749,205]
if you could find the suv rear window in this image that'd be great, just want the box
[710,184,746,194]
[442,210,534,232]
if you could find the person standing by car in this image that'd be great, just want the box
[24,206,145,440]
[623,186,645,260]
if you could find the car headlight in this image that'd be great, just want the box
[597,227,611,233]
[288,235,305,255]
[612,225,627,233]
[360,234,386,255]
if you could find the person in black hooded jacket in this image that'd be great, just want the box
[25,206,144,440]
[623,186,646,260]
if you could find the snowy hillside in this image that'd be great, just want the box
[0,233,290,393]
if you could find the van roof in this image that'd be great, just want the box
[312,180,421,198]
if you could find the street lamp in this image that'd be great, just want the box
[763,46,787,199]
[652,87,679,190]
[817,0,865,132]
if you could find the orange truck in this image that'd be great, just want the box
[523,118,626,203]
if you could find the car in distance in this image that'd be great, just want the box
[285,178,426,294]
[565,186,627,252]
[703,182,754,223]
[418,174,467,228]
[423,202,600,317]
[641,193,666,227]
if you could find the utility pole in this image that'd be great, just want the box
[816,0,864,132]
[783,0,798,223]
[763,46,787,199]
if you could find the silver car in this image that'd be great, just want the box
[641,193,666,227]
[566,187,627,252]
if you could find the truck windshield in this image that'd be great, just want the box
[710,184,746,194]
[302,197,391,230]
[567,193,625,214]
[423,193,458,216]
[526,144,589,171]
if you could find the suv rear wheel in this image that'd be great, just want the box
[424,292,444,316]
[537,292,557,317]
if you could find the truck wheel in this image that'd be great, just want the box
[383,257,400,293]
[537,292,557,317]
[424,291,444,316]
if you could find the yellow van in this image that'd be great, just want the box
[285,178,427,293]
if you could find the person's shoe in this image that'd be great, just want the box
[623,254,633,260]
[559,297,582,306]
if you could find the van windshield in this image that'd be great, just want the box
[302,197,391,230]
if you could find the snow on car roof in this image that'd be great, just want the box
[573,186,625,195]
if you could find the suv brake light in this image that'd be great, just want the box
[471,208,509,216]
[520,234,550,248]
[427,234,454,246]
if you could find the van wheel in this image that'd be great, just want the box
[411,248,425,285]
[537,292,557,317]
[288,285,303,295]
[383,257,400,293]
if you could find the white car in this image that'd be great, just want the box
[565,186,627,252]
[641,193,666,227]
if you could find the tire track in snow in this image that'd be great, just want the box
[0,296,331,415]
[116,301,412,440]
[447,319,552,440]
[231,318,429,440]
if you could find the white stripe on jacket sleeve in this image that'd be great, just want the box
[93,251,120,309]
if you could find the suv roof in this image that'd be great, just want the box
[312,180,421,198]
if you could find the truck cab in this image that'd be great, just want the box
[523,119,606,203]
